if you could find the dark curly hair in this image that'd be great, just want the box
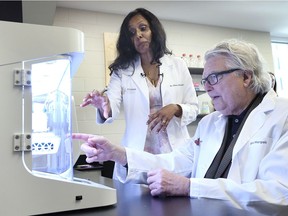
[109,8,172,75]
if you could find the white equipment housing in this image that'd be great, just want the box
[0,21,116,215]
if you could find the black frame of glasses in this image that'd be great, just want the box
[201,68,241,86]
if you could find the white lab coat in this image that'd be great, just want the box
[96,55,198,180]
[124,90,288,205]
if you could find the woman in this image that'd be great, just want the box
[81,8,198,180]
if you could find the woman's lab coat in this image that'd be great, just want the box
[96,55,198,180]
[124,90,288,205]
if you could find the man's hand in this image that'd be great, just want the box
[147,169,190,197]
[72,133,127,166]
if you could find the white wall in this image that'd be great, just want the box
[22,1,56,25]
[53,7,273,144]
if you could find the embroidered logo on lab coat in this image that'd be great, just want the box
[170,84,184,87]
[194,138,201,146]
[250,140,268,145]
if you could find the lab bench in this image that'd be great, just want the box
[42,169,288,216]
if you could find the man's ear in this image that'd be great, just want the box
[243,72,249,80]
[243,71,252,87]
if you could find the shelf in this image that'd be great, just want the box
[188,67,203,75]
[196,90,206,96]
[197,113,208,118]
[196,90,206,93]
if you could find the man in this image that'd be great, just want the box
[73,39,288,205]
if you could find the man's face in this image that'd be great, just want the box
[202,56,251,116]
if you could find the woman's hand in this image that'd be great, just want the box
[80,89,111,119]
[147,104,182,132]
[147,169,190,197]
[72,133,127,166]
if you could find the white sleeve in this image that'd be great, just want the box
[123,139,194,184]
[96,72,122,124]
[174,58,199,126]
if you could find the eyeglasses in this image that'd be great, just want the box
[201,68,241,86]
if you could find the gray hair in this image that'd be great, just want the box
[204,39,271,94]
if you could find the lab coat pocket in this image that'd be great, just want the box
[240,136,272,182]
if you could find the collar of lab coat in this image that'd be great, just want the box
[129,55,173,99]
[133,55,173,75]
[214,89,276,157]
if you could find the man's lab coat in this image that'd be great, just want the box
[124,90,288,205]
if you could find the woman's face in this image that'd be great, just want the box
[128,14,152,55]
